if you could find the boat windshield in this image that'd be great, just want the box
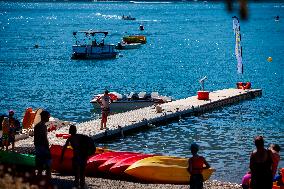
[73,31,108,46]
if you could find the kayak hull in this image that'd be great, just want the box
[124,156,215,184]
[97,153,139,172]
[110,154,154,175]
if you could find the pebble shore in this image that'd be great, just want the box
[51,174,242,189]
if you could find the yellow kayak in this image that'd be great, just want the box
[124,156,215,184]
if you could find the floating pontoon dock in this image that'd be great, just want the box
[15,88,261,149]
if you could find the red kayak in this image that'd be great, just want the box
[97,152,139,172]
[86,151,131,174]
[55,133,70,139]
[50,144,73,172]
[109,154,154,175]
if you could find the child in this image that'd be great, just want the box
[241,171,251,189]
[187,143,210,189]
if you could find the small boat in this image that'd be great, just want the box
[124,156,215,184]
[123,35,146,44]
[90,91,172,111]
[115,41,142,50]
[71,30,118,60]
[109,154,154,175]
[122,15,136,20]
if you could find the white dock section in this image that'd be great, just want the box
[16,88,262,149]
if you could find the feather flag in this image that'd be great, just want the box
[232,16,243,74]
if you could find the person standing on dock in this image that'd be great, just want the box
[250,136,273,189]
[187,143,210,189]
[34,110,52,181]
[98,90,111,130]
[61,125,96,189]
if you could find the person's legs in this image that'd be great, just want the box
[100,111,105,130]
[79,165,86,189]
[190,174,203,189]
[73,160,80,188]
[101,111,108,129]
[103,111,108,129]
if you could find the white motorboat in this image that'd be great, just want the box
[71,30,118,59]
[90,92,172,112]
[115,41,142,50]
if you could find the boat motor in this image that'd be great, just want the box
[199,76,207,91]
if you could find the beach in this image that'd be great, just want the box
[0,172,242,189]
[52,175,242,189]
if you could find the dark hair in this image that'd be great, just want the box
[104,90,109,94]
[40,110,50,120]
[190,143,199,154]
[69,125,77,135]
[272,144,281,152]
[254,136,264,148]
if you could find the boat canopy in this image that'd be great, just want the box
[73,31,108,36]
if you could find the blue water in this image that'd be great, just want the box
[0,1,283,183]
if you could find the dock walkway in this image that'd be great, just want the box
[16,88,261,149]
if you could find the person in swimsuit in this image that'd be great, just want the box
[97,90,111,130]
[250,136,273,189]
[187,143,210,189]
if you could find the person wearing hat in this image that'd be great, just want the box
[187,143,210,189]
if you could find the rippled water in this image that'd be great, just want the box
[0,1,283,183]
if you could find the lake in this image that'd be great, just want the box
[0,1,283,183]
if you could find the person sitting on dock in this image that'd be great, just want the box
[34,110,52,181]
[187,143,210,189]
[61,125,96,189]
[97,90,111,130]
